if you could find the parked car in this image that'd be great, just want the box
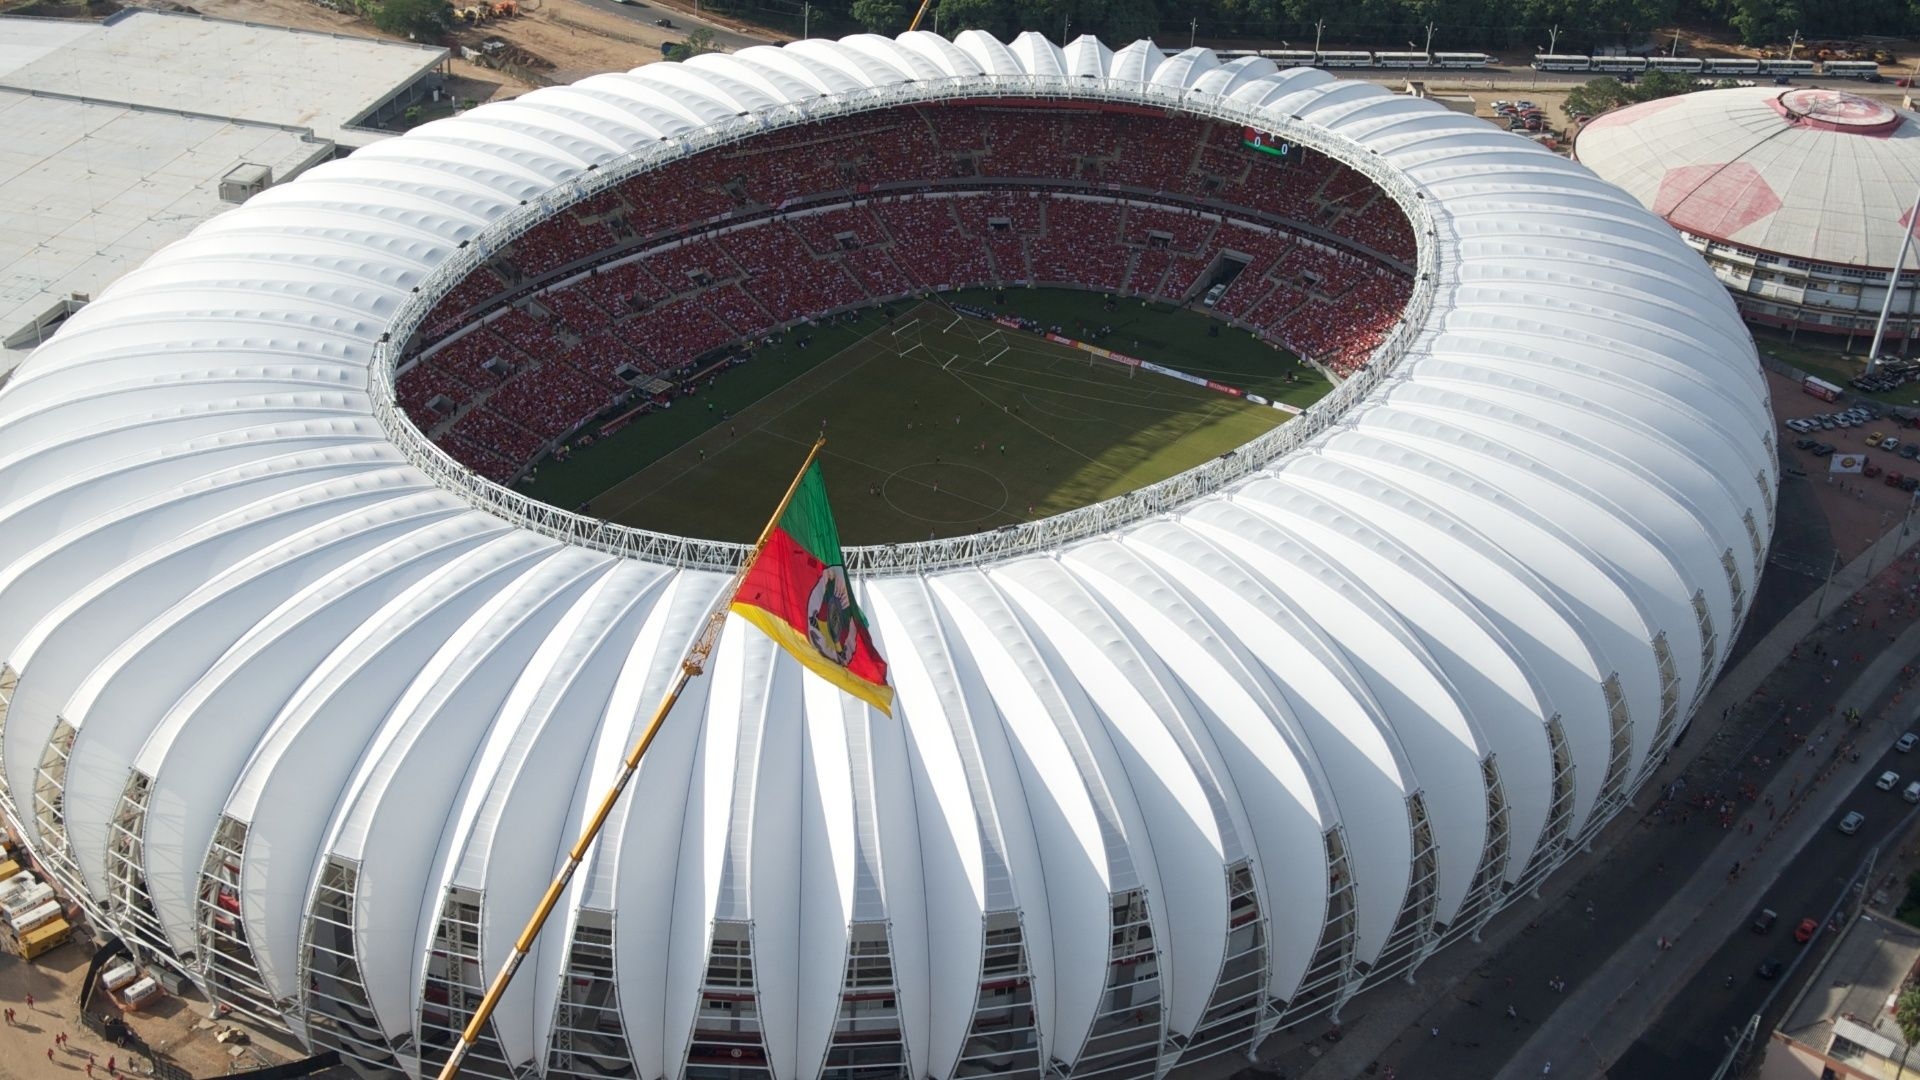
[1878,770,1900,791]
[1795,916,1819,942]
[1757,958,1784,978]
[1865,464,1884,479]
[1751,908,1778,933]
[1839,811,1866,835]
[1906,781,1920,804]
[1795,437,1819,450]
[1812,443,1835,457]
[1888,470,1906,486]
[1897,732,1916,752]
[1869,431,1886,446]
[1901,476,1918,492]
[1900,444,1919,460]
[1885,438,1902,453]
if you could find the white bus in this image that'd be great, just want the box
[1373,51,1431,68]
[1823,60,1880,78]
[1531,54,1591,72]
[1316,50,1373,67]
[1703,57,1761,74]
[1760,58,1816,75]
[1591,55,1649,73]
[1260,49,1318,67]
[1434,51,1493,68]
[1647,56,1704,73]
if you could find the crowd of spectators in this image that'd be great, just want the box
[405,102,1424,481]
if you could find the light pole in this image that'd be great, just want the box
[1670,30,1681,57]
[1547,23,1559,55]
[1313,18,1324,61]
[1787,29,1801,62]
[801,1,808,38]
[1422,20,1434,58]
[1189,17,1197,50]
[1062,12,1070,44]
[1867,181,1920,373]
[1814,550,1842,619]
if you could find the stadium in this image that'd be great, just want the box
[0,29,1774,1080]
[1575,85,1920,345]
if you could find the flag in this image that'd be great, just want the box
[731,460,894,715]
[1831,453,1866,474]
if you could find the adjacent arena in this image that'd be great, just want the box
[0,31,1776,1080]
[1575,86,1920,342]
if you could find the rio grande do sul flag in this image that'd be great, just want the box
[730,461,894,715]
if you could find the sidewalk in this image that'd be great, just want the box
[1495,616,1920,1079]
[1291,518,1920,1080]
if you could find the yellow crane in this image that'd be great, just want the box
[907,0,935,31]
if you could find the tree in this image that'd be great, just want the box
[850,0,908,31]
[665,26,723,61]
[1634,69,1701,100]
[1897,986,1920,1047]
[1564,76,1632,117]
[372,0,451,40]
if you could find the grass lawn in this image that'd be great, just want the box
[1753,327,1920,406]
[524,291,1328,544]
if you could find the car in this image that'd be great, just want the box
[1901,476,1918,493]
[1889,470,1906,486]
[1898,732,1916,752]
[1751,908,1778,933]
[1795,916,1819,942]
[1865,463,1884,479]
[1757,958,1784,978]
[1901,76,1917,88]
[654,16,673,25]
[1786,418,1811,433]
[1878,770,1900,790]
[1901,444,1919,460]
[1869,431,1886,446]
[1812,443,1836,457]
[1906,781,1920,803]
[1839,810,1866,835]
[1795,437,1819,450]
[1885,438,1902,453]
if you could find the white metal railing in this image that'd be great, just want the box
[367,73,1443,577]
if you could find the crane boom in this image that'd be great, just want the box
[907,0,934,31]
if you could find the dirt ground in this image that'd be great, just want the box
[0,935,302,1080]
[1767,369,1920,565]
[175,0,743,101]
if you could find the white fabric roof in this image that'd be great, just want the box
[1575,86,1920,269]
[0,31,1773,1080]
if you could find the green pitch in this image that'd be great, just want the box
[521,289,1330,545]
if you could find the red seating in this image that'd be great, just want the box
[407,102,1422,481]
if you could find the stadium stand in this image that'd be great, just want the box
[400,102,1418,480]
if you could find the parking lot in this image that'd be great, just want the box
[1772,370,1920,564]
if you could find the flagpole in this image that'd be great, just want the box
[434,437,827,1080]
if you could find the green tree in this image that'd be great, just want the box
[665,26,723,60]
[1633,69,1701,99]
[372,0,451,40]
[850,0,909,31]
[1564,76,1632,117]
[1898,986,1920,1047]
[929,0,1012,34]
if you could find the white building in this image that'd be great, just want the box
[0,10,447,375]
[0,31,1775,1080]
[1575,86,1920,347]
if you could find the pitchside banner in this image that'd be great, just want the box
[1036,323,1276,405]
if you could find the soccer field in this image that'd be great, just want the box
[524,293,1328,545]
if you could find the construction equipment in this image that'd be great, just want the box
[907,0,934,31]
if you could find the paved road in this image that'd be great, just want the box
[574,0,768,53]
[1611,742,1920,1076]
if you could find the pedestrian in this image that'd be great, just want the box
[49,1048,56,1064]
[26,993,34,1010]
[1506,1004,1517,1019]
[87,1065,94,1079]
[108,1058,115,1075]
[1542,1063,1552,1075]
[1430,1027,1439,1038]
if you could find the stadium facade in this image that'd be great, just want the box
[0,30,1774,1080]
[1575,86,1920,345]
